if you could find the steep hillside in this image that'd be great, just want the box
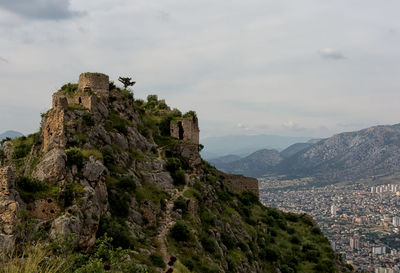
[212,149,283,177]
[0,73,350,273]
[212,125,400,182]
[276,124,400,181]
[280,143,313,158]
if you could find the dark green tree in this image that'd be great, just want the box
[118,77,136,89]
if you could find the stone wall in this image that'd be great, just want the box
[52,93,96,111]
[42,107,66,152]
[0,167,20,251]
[220,172,259,197]
[78,72,109,98]
[170,118,199,145]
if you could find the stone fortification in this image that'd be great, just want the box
[0,167,21,251]
[170,117,199,145]
[52,93,96,111]
[78,72,109,98]
[220,172,259,197]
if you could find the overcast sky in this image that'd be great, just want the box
[1,0,400,139]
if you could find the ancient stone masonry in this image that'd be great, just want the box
[170,117,200,145]
[78,72,109,98]
[0,167,21,251]
[219,172,259,197]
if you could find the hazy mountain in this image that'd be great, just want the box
[211,124,400,182]
[208,154,242,166]
[277,124,400,181]
[280,142,313,158]
[212,149,283,177]
[0,130,23,141]
[201,134,311,159]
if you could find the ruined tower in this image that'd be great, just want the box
[78,72,109,98]
[170,117,200,144]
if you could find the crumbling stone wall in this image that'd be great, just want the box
[0,167,21,251]
[29,198,61,220]
[52,93,95,111]
[78,72,109,98]
[220,172,259,197]
[170,118,199,144]
[43,105,66,152]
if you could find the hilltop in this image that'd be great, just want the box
[0,73,350,273]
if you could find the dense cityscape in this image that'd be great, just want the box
[260,177,400,273]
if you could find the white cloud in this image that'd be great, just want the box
[318,48,345,60]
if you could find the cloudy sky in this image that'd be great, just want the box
[1,0,400,139]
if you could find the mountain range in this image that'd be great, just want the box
[211,124,400,182]
[200,134,312,159]
[0,130,23,141]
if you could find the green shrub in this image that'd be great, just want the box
[117,176,137,193]
[260,246,279,261]
[172,170,186,186]
[108,191,130,218]
[101,146,115,166]
[181,257,194,271]
[311,226,323,235]
[170,221,190,242]
[97,217,135,249]
[109,113,128,135]
[200,207,215,227]
[62,183,84,207]
[82,113,94,127]
[149,254,165,268]
[173,197,188,214]
[59,83,78,94]
[16,176,51,203]
[221,233,235,250]
[12,140,32,159]
[290,235,301,245]
[66,147,84,169]
[239,191,259,206]
[199,233,216,253]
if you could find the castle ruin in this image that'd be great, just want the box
[52,72,109,111]
[220,172,259,197]
[170,117,200,145]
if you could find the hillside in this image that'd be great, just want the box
[201,134,311,159]
[0,73,350,273]
[212,149,283,177]
[213,124,400,182]
[277,124,400,181]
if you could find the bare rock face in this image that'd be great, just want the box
[42,109,67,152]
[32,149,67,182]
[50,180,108,249]
[83,157,106,182]
[173,143,202,172]
[0,167,23,251]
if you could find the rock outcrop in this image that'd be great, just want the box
[0,167,22,251]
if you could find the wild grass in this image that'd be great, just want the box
[0,243,69,273]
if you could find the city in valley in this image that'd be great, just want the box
[260,176,400,273]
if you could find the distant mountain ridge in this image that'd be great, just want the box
[211,124,400,181]
[201,134,311,159]
[0,130,23,141]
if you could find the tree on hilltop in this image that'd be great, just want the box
[118,77,135,89]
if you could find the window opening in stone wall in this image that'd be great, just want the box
[178,121,184,140]
[79,97,82,104]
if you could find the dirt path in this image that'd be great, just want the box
[157,182,189,269]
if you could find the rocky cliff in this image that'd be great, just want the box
[0,73,349,273]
